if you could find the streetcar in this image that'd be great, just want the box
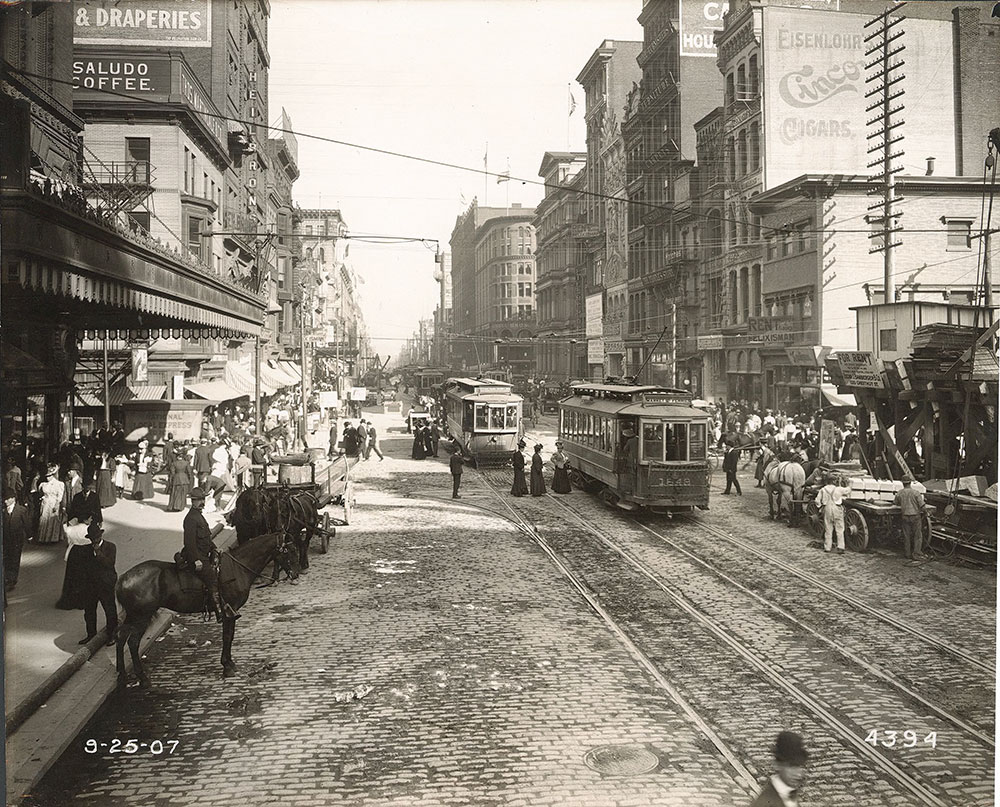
[441,377,522,465]
[558,383,712,512]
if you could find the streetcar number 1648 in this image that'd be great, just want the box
[864,730,937,749]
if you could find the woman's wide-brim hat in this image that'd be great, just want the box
[46,464,59,477]
[534,443,543,451]
[517,439,526,448]
[555,441,564,447]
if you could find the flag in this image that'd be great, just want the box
[496,171,510,184]
[568,86,577,117]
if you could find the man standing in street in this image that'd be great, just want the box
[3,489,31,592]
[895,478,927,560]
[722,442,742,495]
[357,420,370,460]
[817,474,852,554]
[182,487,239,622]
[751,731,809,806]
[80,521,118,646]
[429,420,441,457]
[193,438,213,488]
[366,421,384,461]
[449,447,464,499]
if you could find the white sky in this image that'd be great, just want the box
[268,0,643,362]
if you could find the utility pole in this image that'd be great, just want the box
[102,337,111,428]
[299,294,310,451]
[670,302,677,387]
[864,3,906,302]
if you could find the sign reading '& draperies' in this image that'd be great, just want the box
[74,0,212,47]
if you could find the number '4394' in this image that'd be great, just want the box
[864,730,937,748]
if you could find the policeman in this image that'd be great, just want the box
[183,487,239,622]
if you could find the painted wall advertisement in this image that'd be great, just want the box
[72,54,171,94]
[762,8,955,189]
[680,0,728,58]
[587,339,605,366]
[585,293,603,338]
[74,1,212,47]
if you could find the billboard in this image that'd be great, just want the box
[587,339,605,365]
[680,0,728,58]
[72,55,171,94]
[74,0,212,47]
[585,293,603,338]
[763,7,955,188]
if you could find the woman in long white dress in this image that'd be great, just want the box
[36,465,65,544]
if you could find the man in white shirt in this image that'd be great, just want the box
[817,474,853,554]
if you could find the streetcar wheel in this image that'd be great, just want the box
[805,501,824,539]
[320,512,330,554]
[568,469,585,489]
[844,509,869,552]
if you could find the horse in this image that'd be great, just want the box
[229,487,272,546]
[763,456,807,523]
[114,532,297,688]
[228,486,319,573]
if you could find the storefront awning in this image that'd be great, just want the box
[225,361,275,397]
[74,384,166,407]
[185,379,247,401]
[278,361,302,382]
[821,385,857,408]
[267,361,299,387]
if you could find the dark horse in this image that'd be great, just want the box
[114,532,296,687]
[229,486,319,573]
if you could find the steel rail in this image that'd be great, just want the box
[473,472,761,796]
[677,514,995,676]
[544,494,953,807]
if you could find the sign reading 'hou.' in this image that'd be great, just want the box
[74,0,212,47]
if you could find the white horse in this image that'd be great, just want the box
[763,455,807,523]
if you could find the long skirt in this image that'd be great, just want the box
[132,471,154,500]
[37,497,64,544]
[530,468,546,496]
[412,437,426,460]
[96,468,117,507]
[552,466,571,494]
[56,545,91,610]
[167,481,191,512]
[510,468,528,497]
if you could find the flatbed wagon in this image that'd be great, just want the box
[802,485,931,553]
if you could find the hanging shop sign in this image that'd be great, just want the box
[585,293,603,338]
[131,347,148,383]
[836,351,884,388]
[74,0,212,47]
[587,338,605,365]
[696,334,724,350]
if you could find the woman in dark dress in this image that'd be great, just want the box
[551,441,571,494]
[167,450,193,512]
[131,439,154,501]
[95,451,117,507]
[411,424,427,460]
[530,444,546,496]
[56,519,93,611]
[510,440,528,497]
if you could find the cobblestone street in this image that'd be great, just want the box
[23,416,995,807]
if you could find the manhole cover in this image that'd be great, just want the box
[583,744,659,776]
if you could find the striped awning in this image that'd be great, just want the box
[226,361,275,397]
[74,384,166,407]
[267,361,299,387]
[185,379,247,401]
[278,361,302,382]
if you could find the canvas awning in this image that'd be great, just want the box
[74,384,166,407]
[185,379,247,401]
[225,361,275,397]
[821,385,857,408]
[267,361,299,387]
[278,361,302,382]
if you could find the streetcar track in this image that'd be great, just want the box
[676,514,995,676]
[469,473,760,797]
[624,514,996,750]
[474,468,974,807]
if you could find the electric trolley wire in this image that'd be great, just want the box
[5,63,992,241]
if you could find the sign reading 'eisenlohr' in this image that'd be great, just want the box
[74,0,212,47]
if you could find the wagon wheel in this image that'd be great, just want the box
[805,500,824,539]
[844,508,869,552]
[320,512,330,554]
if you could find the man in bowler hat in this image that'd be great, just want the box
[80,521,118,646]
[751,730,809,806]
[449,446,464,498]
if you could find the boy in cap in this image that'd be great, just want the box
[751,730,808,806]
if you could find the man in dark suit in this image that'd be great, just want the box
[449,448,464,499]
[182,487,238,622]
[3,489,31,591]
[750,731,808,806]
[80,521,119,646]
[193,438,214,487]
[68,479,103,526]
[722,442,743,495]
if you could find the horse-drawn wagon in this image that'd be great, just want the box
[800,473,932,553]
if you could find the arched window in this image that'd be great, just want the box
[726,72,735,106]
[728,271,738,324]
[737,63,746,99]
[751,264,762,317]
[737,130,747,176]
[749,54,759,96]
[727,137,736,181]
[749,123,760,172]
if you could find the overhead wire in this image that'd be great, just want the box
[6,62,991,241]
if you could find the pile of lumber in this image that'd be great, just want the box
[909,323,998,382]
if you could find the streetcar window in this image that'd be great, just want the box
[665,423,688,461]
[490,407,505,430]
[585,414,593,445]
[475,404,489,429]
[506,404,518,429]
[463,402,474,431]
[689,423,706,459]
[642,423,664,462]
[559,410,565,438]
[604,418,612,452]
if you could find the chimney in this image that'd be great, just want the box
[925,157,935,176]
